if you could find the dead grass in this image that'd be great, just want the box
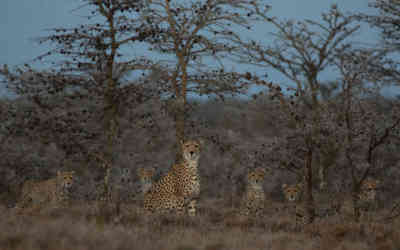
[1,97,400,250]
[0,200,398,250]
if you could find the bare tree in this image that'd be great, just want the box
[231,5,361,223]
[357,0,400,50]
[333,48,400,221]
[260,83,342,224]
[0,0,160,202]
[137,0,264,161]
[355,0,400,84]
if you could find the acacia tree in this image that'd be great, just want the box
[356,0,400,88]
[357,0,400,50]
[137,0,264,161]
[230,5,361,223]
[259,84,341,224]
[333,48,400,220]
[1,0,161,202]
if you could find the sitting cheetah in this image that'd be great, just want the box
[143,139,203,215]
[282,183,308,229]
[239,168,266,217]
[335,178,380,220]
[359,178,380,207]
[16,170,76,210]
[137,167,156,194]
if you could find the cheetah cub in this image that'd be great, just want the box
[335,178,380,220]
[137,167,156,194]
[282,183,308,229]
[240,168,266,217]
[16,170,76,210]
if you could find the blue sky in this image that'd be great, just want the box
[1,0,393,97]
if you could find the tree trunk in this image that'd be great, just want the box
[304,148,315,224]
[102,89,118,202]
[352,192,361,222]
[317,153,327,190]
[173,96,186,163]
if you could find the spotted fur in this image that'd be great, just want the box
[282,183,308,228]
[240,168,266,217]
[336,178,380,219]
[16,170,76,209]
[143,139,203,215]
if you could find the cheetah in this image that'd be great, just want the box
[137,167,156,194]
[282,183,308,229]
[16,170,76,210]
[143,139,203,215]
[358,178,380,220]
[239,168,266,217]
[335,178,380,220]
[282,183,303,202]
[359,178,379,204]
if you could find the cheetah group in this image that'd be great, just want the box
[15,138,381,229]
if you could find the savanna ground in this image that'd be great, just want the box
[0,198,399,250]
[0,98,400,250]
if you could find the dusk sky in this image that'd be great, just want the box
[1,1,391,97]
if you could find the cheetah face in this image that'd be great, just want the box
[360,179,379,201]
[57,171,75,189]
[137,167,155,193]
[282,183,302,202]
[247,168,266,188]
[181,139,203,162]
[137,167,155,184]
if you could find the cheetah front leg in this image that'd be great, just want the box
[187,199,197,217]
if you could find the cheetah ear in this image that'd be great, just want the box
[375,180,380,185]
[180,140,185,146]
[71,170,75,174]
[57,170,61,176]
[282,184,288,189]
[297,183,303,189]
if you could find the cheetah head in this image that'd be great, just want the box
[360,178,380,200]
[137,167,155,184]
[181,139,204,162]
[137,167,155,193]
[57,170,75,189]
[247,168,266,188]
[282,183,302,202]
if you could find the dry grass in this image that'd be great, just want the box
[0,200,399,250]
[1,97,400,250]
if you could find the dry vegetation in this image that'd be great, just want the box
[0,193,399,250]
[1,0,400,249]
[0,97,399,250]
